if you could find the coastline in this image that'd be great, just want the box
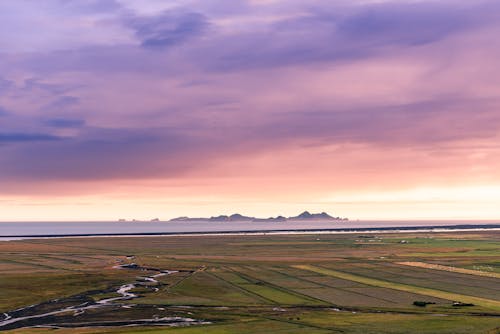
[2,223,500,241]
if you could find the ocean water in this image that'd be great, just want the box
[1,220,499,237]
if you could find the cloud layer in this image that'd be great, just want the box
[1,0,500,219]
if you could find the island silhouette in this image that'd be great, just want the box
[168,211,348,222]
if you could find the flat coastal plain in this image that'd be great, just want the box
[1,231,500,333]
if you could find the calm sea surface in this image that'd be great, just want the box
[1,220,500,237]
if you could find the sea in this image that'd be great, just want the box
[1,220,500,240]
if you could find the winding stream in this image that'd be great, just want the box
[0,266,206,330]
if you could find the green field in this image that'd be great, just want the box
[1,231,500,333]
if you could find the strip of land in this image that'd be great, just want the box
[294,264,500,311]
[397,261,500,279]
[2,224,500,240]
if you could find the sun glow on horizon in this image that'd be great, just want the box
[2,184,500,222]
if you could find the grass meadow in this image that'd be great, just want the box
[1,231,499,333]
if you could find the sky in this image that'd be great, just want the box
[1,0,500,221]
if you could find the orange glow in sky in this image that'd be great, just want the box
[1,1,500,221]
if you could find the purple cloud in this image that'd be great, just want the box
[0,76,13,92]
[0,127,196,180]
[0,133,63,144]
[177,1,500,72]
[0,106,8,116]
[335,2,481,46]
[42,96,80,112]
[2,94,499,182]
[44,118,86,128]
[56,0,122,14]
[125,10,210,49]
[262,98,500,146]
[5,0,493,76]
[1,0,500,187]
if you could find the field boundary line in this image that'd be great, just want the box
[230,267,329,305]
[166,269,198,290]
[226,268,313,304]
[210,270,279,304]
[265,266,398,305]
[207,270,277,304]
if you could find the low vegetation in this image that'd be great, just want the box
[1,231,500,333]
